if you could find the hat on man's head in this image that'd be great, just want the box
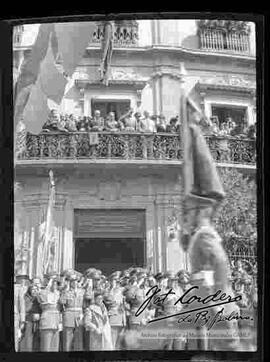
[154,272,166,282]
[31,277,42,285]
[44,271,59,281]
[93,290,104,299]
[67,270,82,281]
[165,271,178,281]
[109,271,121,281]
[177,270,190,284]
[84,268,98,278]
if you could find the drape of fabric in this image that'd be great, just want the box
[40,171,56,275]
[14,24,54,127]
[99,22,114,86]
[189,124,225,201]
[14,120,27,160]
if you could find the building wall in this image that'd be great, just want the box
[15,168,185,277]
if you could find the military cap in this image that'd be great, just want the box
[67,270,82,281]
[165,271,178,280]
[177,270,190,283]
[84,268,98,278]
[154,272,165,281]
[92,271,102,280]
[31,277,42,285]
[93,290,104,298]
[109,271,121,280]
[137,272,147,280]
[44,271,59,280]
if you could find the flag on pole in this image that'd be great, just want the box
[41,170,56,275]
[99,21,114,86]
[54,22,95,77]
[14,24,54,126]
[15,22,94,133]
[39,39,68,104]
[179,65,225,251]
[21,75,50,135]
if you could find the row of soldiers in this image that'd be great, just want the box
[14,267,192,352]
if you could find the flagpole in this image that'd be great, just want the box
[179,62,189,271]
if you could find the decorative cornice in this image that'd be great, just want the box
[195,74,256,94]
[151,69,183,81]
[74,68,149,88]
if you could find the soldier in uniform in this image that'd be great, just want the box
[14,274,27,352]
[60,271,85,351]
[103,271,126,349]
[122,275,148,350]
[19,283,42,351]
[37,272,61,352]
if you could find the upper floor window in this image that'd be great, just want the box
[91,20,139,47]
[13,25,24,46]
[197,20,251,54]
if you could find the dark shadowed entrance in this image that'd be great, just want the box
[74,209,146,276]
[75,238,145,275]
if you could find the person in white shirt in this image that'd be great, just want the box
[140,111,156,133]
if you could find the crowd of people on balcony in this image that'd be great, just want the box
[15,260,257,352]
[40,109,256,140]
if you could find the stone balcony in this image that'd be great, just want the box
[197,20,251,54]
[16,132,256,168]
[90,20,139,48]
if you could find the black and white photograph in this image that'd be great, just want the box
[12,17,258,353]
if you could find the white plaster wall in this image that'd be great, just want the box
[138,20,152,46]
[141,83,154,114]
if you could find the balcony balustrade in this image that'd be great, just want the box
[16,132,256,166]
[197,20,251,54]
[91,20,139,48]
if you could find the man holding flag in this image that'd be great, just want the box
[179,63,241,351]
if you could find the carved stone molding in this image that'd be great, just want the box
[196,74,256,93]
[151,69,183,81]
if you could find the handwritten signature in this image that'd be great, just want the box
[135,285,247,328]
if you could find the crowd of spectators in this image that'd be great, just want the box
[199,116,256,139]
[40,108,256,140]
[41,109,181,134]
[15,261,256,352]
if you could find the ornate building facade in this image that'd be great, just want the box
[13,19,256,278]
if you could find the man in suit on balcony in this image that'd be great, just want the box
[91,110,105,132]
